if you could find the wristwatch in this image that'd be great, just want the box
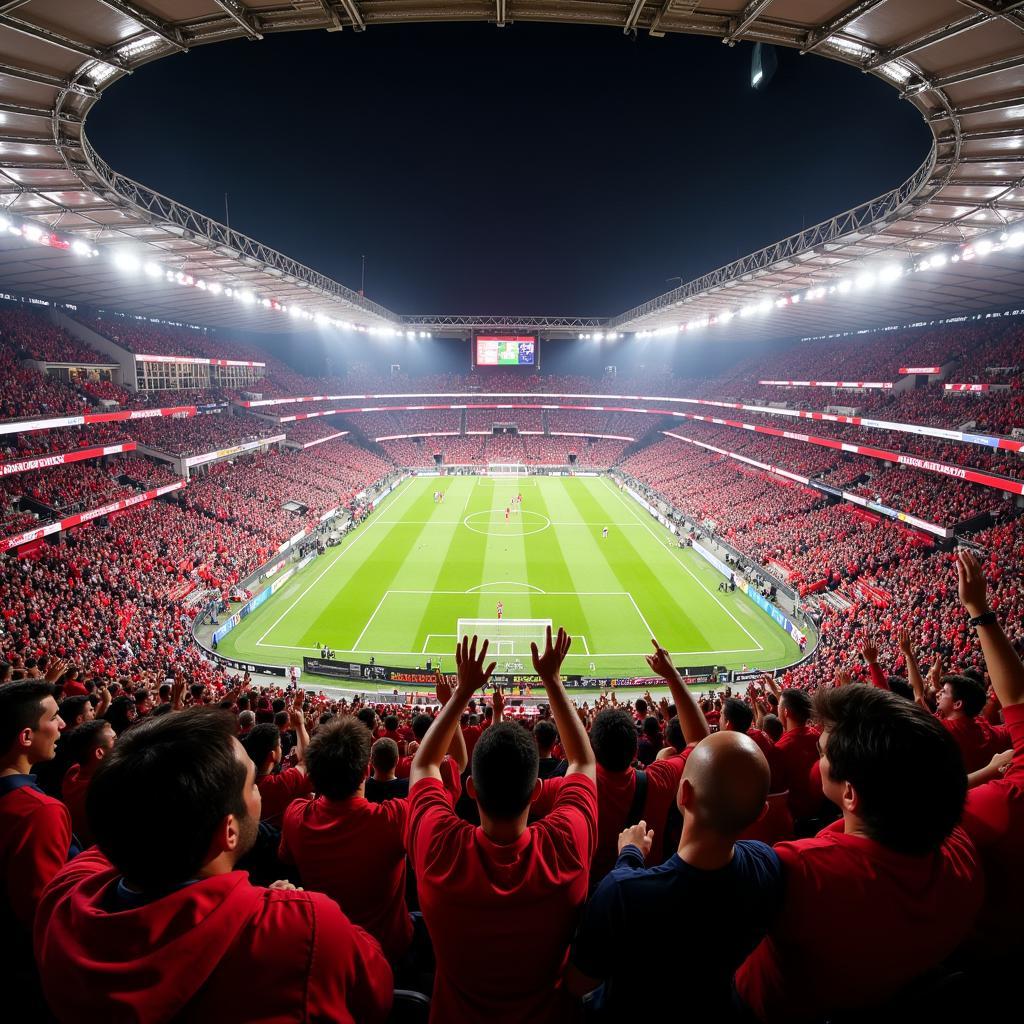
[968,611,997,627]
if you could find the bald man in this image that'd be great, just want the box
[567,732,784,1019]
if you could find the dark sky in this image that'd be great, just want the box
[88,22,931,317]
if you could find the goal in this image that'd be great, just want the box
[487,463,529,477]
[455,618,552,658]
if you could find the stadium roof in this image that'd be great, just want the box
[0,1,1023,342]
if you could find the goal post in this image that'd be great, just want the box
[487,463,529,477]
[455,618,552,657]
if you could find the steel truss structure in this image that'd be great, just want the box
[0,2,1021,341]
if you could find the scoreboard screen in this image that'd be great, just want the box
[475,335,536,367]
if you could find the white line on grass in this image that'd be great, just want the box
[351,592,391,652]
[625,592,656,639]
[602,477,764,652]
[255,479,416,648]
[256,643,760,658]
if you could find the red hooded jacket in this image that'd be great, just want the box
[34,848,393,1023]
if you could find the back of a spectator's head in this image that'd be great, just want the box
[590,708,638,771]
[761,713,783,742]
[483,705,494,722]
[411,713,434,741]
[88,708,255,891]
[887,676,915,702]
[158,682,171,702]
[103,695,136,734]
[62,719,115,767]
[58,694,93,728]
[665,715,684,752]
[236,695,250,712]
[940,674,987,718]
[371,737,399,774]
[470,721,539,821]
[635,698,648,716]
[779,688,812,726]
[306,718,370,800]
[814,686,965,856]
[721,697,753,734]
[680,731,769,836]
[237,710,256,731]
[533,718,557,755]
[642,716,661,740]
[383,714,399,731]
[240,723,281,771]
[271,698,286,714]
[273,710,289,729]
[0,681,58,761]
[355,707,377,732]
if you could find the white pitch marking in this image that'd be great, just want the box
[351,591,391,652]
[625,591,657,640]
[465,581,545,593]
[602,477,765,652]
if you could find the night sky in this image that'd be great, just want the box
[88,22,931,317]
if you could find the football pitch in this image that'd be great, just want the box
[218,475,801,682]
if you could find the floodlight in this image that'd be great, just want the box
[113,251,141,273]
[974,238,994,257]
[0,215,9,232]
[22,223,43,242]
[837,279,853,294]
[208,281,223,295]
[930,252,947,268]
[71,239,91,257]
[879,264,902,284]
[1007,231,1024,249]
[757,299,772,314]
[855,272,875,290]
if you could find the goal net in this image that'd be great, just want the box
[487,463,529,477]
[455,618,552,658]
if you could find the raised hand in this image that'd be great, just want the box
[44,657,67,684]
[861,631,879,665]
[617,820,655,857]
[645,639,677,681]
[897,628,914,657]
[455,634,496,694]
[956,549,990,618]
[530,625,572,684]
[492,684,506,720]
[834,667,853,688]
[434,667,453,706]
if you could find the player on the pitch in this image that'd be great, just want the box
[602,526,609,539]
[505,506,510,521]
[496,600,504,620]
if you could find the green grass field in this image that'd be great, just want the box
[218,474,801,681]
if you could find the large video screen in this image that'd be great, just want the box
[475,334,536,367]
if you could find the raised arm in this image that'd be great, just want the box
[898,628,929,709]
[289,689,310,771]
[434,668,469,772]
[958,549,1024,709]
[531,626,595,780]
[411,636,494,787]
[491,684,506,725]
[860,631,890,690]
[645,639,710,745]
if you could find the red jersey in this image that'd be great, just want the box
[747,728,787,794]
[939,714,1010,774]
[773,725,822,819]
[408,774,597,1023]
[61,764,94,847]
[533,756,687,883]
[397,753,462,803]
[280,794,412,963]
[35,848,392,1023]
[735,822,983,1022]
[960,700,1024,946]
[256,766,312,828]
[0,778,72,933]
[462,724,483,757]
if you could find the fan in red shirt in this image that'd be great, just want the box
[532,641,709,876]
[953,550,1024,949]
[241,692,313,827]
[35,707,392,1023]
[406,628,598,1024]
[60,720,116,847]
[773,688,824,823]
[0,681,72,1017]
[280,717,413,964]
[735,684,983,1022]
[395,709,467,804]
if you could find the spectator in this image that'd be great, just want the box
[280,718,413,964]
[241,698,312,828]
[568,731,783,1018]
[735,685,983,1021]
[774,688,823,823]
[407,629,597,1023]
[365,738,410,802]
[34,707,392,1022]
[59,720,116,847]
[534,718,563,779]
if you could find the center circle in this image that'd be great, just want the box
[463,508,551,538]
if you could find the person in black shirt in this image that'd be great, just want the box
[364,737,409,803]
[534,719,565,779]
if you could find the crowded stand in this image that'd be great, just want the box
[284,419,348,445]
[0,339,89,421]
[72,315,265,363]
[0,462,137,517]
[0,307,108,365]
[106,455,182,489]
[129,414,279,457]
[466,406,544,432]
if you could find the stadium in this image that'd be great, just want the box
[0,2,1022,1022]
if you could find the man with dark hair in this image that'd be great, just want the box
[533,642,710,878]
[365,738,410,802]
[57,695,94,730]
[356,707,378,733]
[241,694,311,827]
[60,720,116,846]
[775,688,823,821]
[407,629,597,1022]
[936,674,1009,773]
[35,707,392,1022]
[280,717,412,964]
[736,685,983,1022]
[381,714,406,755]
[534,718,563,779]
[395,710,466,804]
[568,732,782,1017]
[762,713,783,743]
[722,697,786,794]
[0,681,70,1013]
